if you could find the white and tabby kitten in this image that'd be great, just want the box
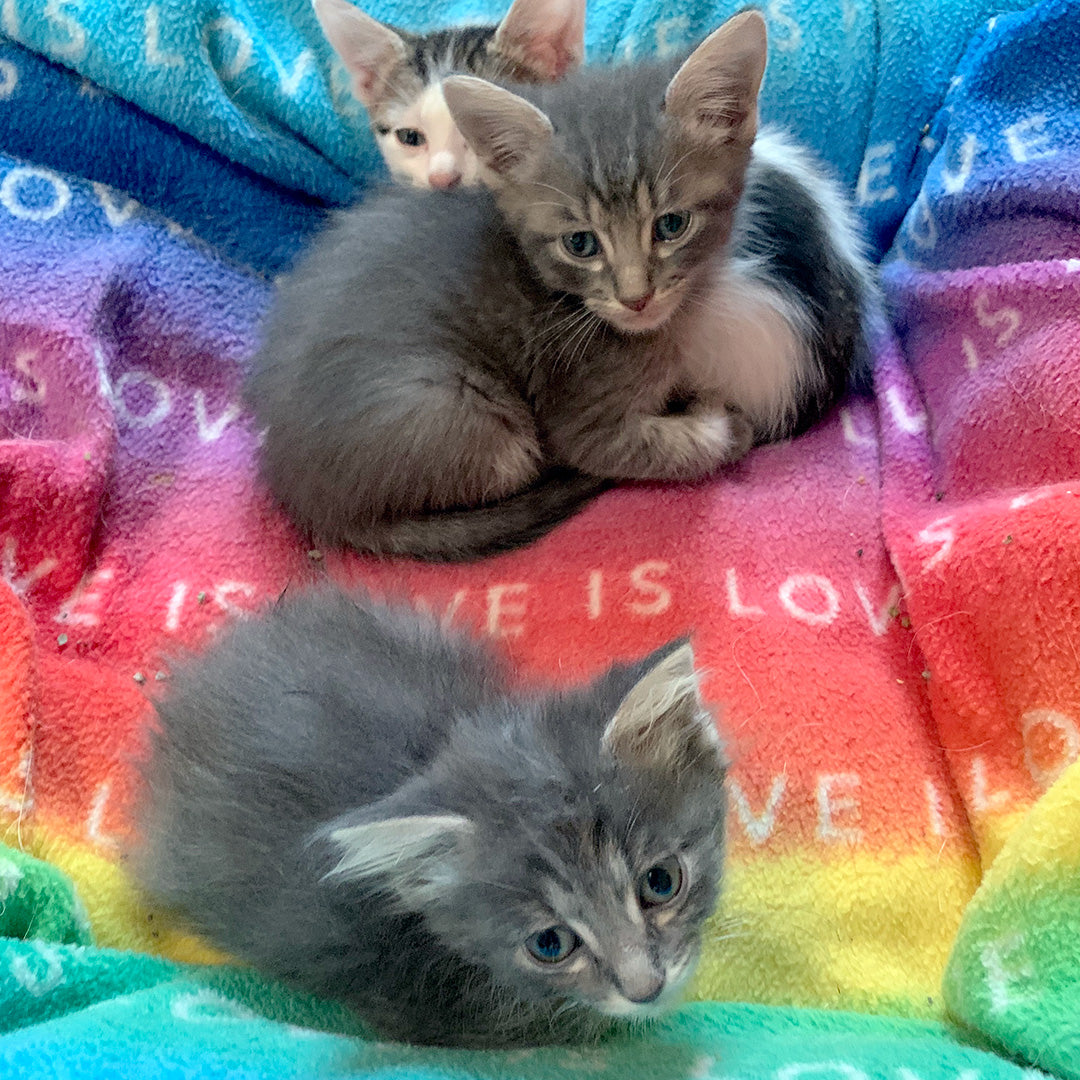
[135,587,728,1047]
[249,12,873,561]
[314,0,584,188]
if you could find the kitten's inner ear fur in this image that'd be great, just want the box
[602,642,725,774]
[664,10,768,145]
[313,0,407,108]
[493,0,586,81]
[443,76,554,180]
[323,813,473,903]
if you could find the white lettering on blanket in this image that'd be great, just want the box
[906,190,939,250]
[816,773,863,844]
[9,942,65,997]
[778,575,841,627]
[0,857,22,901]
[267,45,314,98]
[654,18,690,58]
[777,1060,869,1080]
[193,390,241,442]
[92,181,139,227]
[853,582,902,637]
[86,780,119,849]
[729,775,787,846]
[924,780,947,838]
[961,336,981,372]
[915,517,955,573]
[883,386,927,435]
[839,406,876,447]
[486,583,528,638]
[112,370,172,428]
[1021,708,1080,789]
[11,348,44,404]
[55,566,113,627]
[202,15,253,83]
[1004,114,1055,163]
[627,561,671,616]
[43,0,87,62]
[857,143,897,205]
[0,58,17,99]
[941,133,979,194]
[765,0,802,52]
[1,0,17,38]
[726,568,765,618]
[143,4,183,69]
[981,933,1035,1015]
[1,537,57,598]
[973,291,1021,347]
[0,165,71,221]
[970,756,1013,813]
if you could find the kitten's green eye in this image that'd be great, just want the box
[395,128,426,148]
[639,857,683,907]
[526,925,580,963]
[561,231,601,259]
[654,212,691,242]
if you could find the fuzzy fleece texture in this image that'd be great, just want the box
[0,0,1078,1076]
[0,0,1037,259]
[0,851,1056,1080]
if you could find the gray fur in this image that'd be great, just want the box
[247,13,873,561]
[134,587,728,1048]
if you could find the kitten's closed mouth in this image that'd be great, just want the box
[595,294,683,335]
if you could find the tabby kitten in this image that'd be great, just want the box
[314,0,585,188]
[134,587,728,1048]
[248,12,873,561]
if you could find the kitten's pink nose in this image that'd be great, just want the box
[428,170,462,190]
[618,971,665,1005]
[620,292,654,312]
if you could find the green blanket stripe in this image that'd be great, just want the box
[0,940,1049,1080]
[945,850,1080,1078]
[0,844,1048,1079]
[0,845,93,949]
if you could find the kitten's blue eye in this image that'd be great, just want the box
[639,857,683,906]
[654,212,691,242]
[526,925,579,963]
[561,231,600,259]
[395,128,426,148]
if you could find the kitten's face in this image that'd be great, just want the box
[325,642,728,1025]
[372,77,480,190]
[503,147,744,335]
[444,12,768,334]
[313,0,585,190]
[436,763,725,1020]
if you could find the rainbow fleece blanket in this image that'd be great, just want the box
[2,0,1080,1076]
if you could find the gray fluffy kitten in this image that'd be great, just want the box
[248,12,873,561]
[134,587,728,1048]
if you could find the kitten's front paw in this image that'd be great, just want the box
[642,408,753,480]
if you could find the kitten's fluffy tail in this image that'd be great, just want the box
[345,471,611,562]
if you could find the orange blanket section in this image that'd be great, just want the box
[0,400,982,1018]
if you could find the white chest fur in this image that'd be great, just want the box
[673,255,812,440]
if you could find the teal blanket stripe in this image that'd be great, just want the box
[0,938,1048,1080]
[0,0,1032,252]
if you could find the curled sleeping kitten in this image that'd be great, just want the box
[314,0,585,188]
[248,12,874,561]
[133,586,728,1048]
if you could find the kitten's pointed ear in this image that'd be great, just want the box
[602,640,726,774]
[664,11,768,145]
[312,0,407,108]
[322,813,473,903]
[493,0,585,81]
[443,75,553,181]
